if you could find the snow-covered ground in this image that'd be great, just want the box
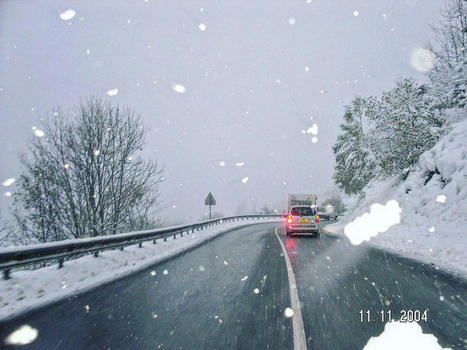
[0,218,280,321]
[325,117,467,278]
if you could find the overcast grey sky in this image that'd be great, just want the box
[0,0,444,223]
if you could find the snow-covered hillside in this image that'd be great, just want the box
[326,116,467,277]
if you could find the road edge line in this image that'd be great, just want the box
[274,227,308,350]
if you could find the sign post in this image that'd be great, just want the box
[204,192,216,219]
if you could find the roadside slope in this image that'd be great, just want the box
[326,118,467,277]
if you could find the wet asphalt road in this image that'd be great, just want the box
[1,222,466,350]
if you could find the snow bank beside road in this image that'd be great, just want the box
[0,219,280,321]
[325,119,467,278]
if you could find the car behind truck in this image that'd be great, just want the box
[286,194,320,238]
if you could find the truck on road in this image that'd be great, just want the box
[287,194,318,211]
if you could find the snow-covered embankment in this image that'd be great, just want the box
[325,118,467,278]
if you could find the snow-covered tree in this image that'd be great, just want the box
[333,96,378,194]
[426,0,466,112]
[13,98,164,243]
[373,79,444,176]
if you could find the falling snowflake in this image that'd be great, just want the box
[163,269,168,275]
[85,305,90,311]
[305,66,309,72]
[241,177,249,184]
[284,308,294,318]
[241,275,248,281]
[428,226,435,233]
[2,178,15,186]
[93,150,100,156]
[198,23,207,31]
[253,288,260,294]
[34,129,45,137]
[199,265,205,272]
[306,124,318,135]
[223,261,228,266]
[172,84,186,94]
[235,162,245,167]
[4,192,12,197]
[5,325,38,345]
[107,88,119,96]
[86,49,90,55]
[311,137,318,143]
[288,18,296,25]
[353,10,359,17]
[59,9,76,21]
[150,270,156,276]
[219,161,226,167]
[435,195,446,203]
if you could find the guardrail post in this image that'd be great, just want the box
[173,233,176,239]
[3,269,11,280]
[153,239,156,244]
[120,246,124,251]
[94,251,99,257]
[164,236,167,242]
[181,231,183,237]
[58,258,64,269]
[139,242,142,248]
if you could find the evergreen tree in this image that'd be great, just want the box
[333,96,377,194]
[373,79,444,176]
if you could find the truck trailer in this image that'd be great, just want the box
[287,194,318,211]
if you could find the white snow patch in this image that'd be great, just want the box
[410,48,436,73]
[106,88,119,96]
[2,178,15,187]
[241,177,249,184]
[5,325,38,345]
[59,9,76,21]
[172,84,186,94]
[363,321,450,350]
[344,200,401,245]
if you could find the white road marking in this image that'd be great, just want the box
[274,227,308,350]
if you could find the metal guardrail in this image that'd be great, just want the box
[0,215,283,279]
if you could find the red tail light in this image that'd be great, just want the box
[315,215,320,223]
[287,215,293,224]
